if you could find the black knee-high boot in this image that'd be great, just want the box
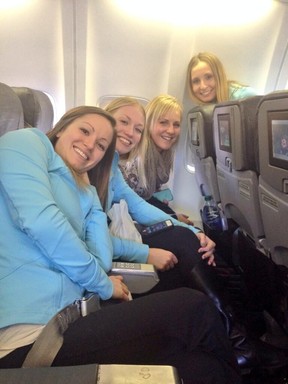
[189,261,233,332]
[189,261,288,370]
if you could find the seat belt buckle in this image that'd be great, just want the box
[79,293,101,317]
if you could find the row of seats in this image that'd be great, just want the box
[0,82,54,136]
[186,90,288,267]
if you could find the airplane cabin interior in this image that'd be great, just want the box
[1,0,288,383]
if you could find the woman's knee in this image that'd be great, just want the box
[175,287,222,324]
[166,287,215,316]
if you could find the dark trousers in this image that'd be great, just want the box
[142,226,204,293]
[143,224,288,336]
[0,288,241,384]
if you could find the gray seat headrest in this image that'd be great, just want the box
[12,87,54,133]
[0,82,24,137]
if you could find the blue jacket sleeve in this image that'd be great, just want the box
[111,235,149,263]
[0,129,113,300]
[85,188,115,271]
[111,165,200,232]
[229,85,258,100]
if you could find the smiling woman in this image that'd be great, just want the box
[54,114,114,181]
[104,96,146,162]
[187,52,258,105]
[47,106,117,203]
[117,95,182,201]
[114,94,193,224]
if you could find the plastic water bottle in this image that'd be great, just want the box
[202,195,223,231]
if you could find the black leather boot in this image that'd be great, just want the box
[189,261,288,370]
[189,260,233,333]
[230,321,288,370]
[265,283,288,338]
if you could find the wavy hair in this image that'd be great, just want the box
[104,96,146,162]
[47,106,116,208]
[186,52,246,104]
[139,94,183,194]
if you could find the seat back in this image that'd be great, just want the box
[12,87,54,133]
[213,95,264,247]
[257,90,288,266]
[185,103,220,202]
[0,82,24,136]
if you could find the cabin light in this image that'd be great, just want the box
[114,0,274,26]
[0,0,31,9]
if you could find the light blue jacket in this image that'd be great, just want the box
[108,153,199,263]
[229,84,257,100]
[0,129,114,328]
[0,129,199,328]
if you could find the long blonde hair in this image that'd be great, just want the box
[187,52,238,104]
[47,106,116,208]
[104,96,146,162]
[105,97,148,195]
[140,94,183,193]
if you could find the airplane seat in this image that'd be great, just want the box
[185,104,242,279]
[257,90,288,267]
[185,103,220,202]
[0,82,24,136]
[213,95,265,252]
[12,86,54,133]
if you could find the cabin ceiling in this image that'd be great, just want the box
[0,0,287,116]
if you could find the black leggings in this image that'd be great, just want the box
[142,225,204,293]
[0,288,241,384]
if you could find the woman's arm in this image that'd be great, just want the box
[0,129,113,299]
[113,166,199,233]
[111,235,149,263]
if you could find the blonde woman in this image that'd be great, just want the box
[187,52,257,105]
[112,94,192,224]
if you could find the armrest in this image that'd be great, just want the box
[1,364,181,384]
[109,262,159,294]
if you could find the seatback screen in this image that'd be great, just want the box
[269,111,288,171]
[217,113,232,153]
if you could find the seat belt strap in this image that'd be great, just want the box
[22,294,101,368]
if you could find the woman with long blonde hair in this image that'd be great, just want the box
[187,52,257,105]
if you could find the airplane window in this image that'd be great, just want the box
[186,164,196,173]
[97,95,149,108]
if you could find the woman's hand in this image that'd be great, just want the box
[176,213,194,225]
[147,248,178,271]
[109,275,131,301]
[195,232,216,266]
